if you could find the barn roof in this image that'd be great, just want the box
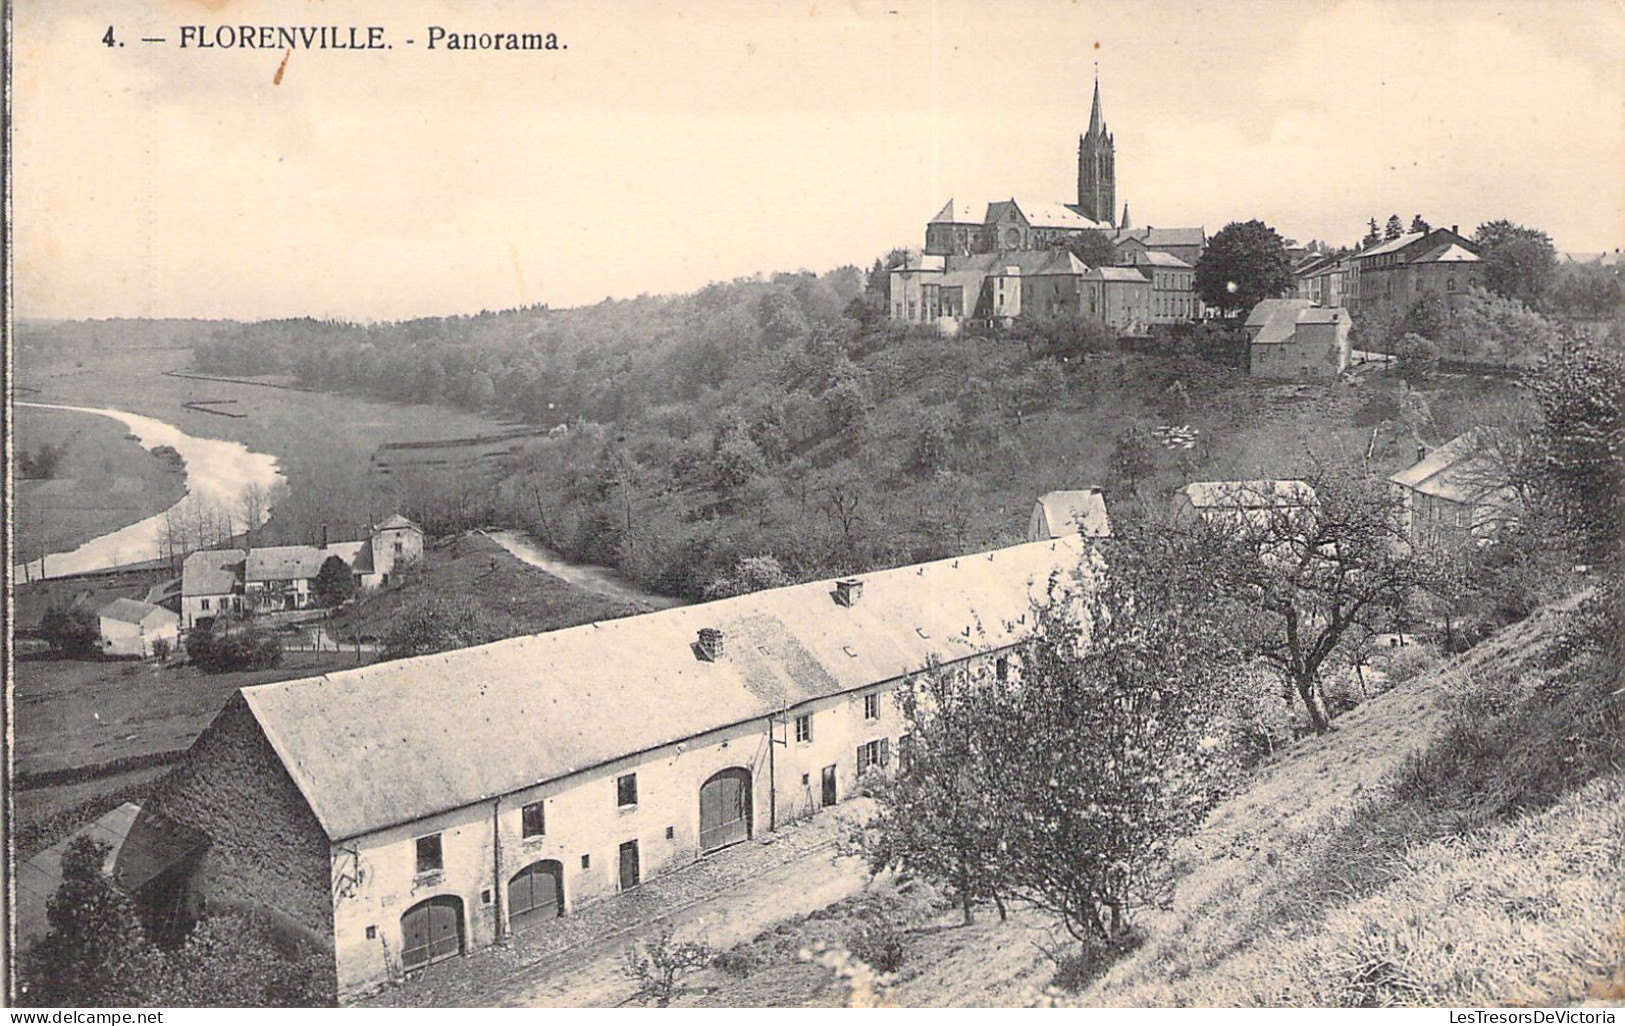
[1034,490,1111,538]
[245,545,336,582]
[374,514,422,532]
[239,537,1092,841]
[181,548,246,597]
[1182,479,1317,510]
[98,597,176,626]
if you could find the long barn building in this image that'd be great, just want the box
[146,536,1091,999]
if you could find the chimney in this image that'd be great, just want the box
[320,523,329,549]
[835,578,864,608]
[696,628,725,662]
[1417,445,1428,464]
[1450,225,1459,236]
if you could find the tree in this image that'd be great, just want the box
[1194,220,1294,319]
[382,596,520,659]
[702,555,793,600]
[1362,219,1382,250]
[40,604,100,655]
[1384,214,1404,240]
[621,927,712,1007]
[1532,340,1625,564]
[19,838,158,1006]
[851,658,1011,926]
[312,554,357,608]
[187,615,281,672]
[1409,214,1431,234]
[1440,288,1560,366]
[1553,263,1623,321]
[1062,228,1117,268]
[1211,466,1420,733]
[1397,290,1449,343]
[1473,220,1557,309]
[1395,332,1441,382]
[1108,424,1157,494]
[147,911,335,1006]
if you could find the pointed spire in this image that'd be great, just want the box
[1088,63,1105,137]
[1120,203,1131,230]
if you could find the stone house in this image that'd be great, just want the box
[97,598,180,658]
[1345,226,1481,319]
[1115,249,1197,323]
[146,537,1091,999]
[1246,299,1352,380]
[1388,433,1519,549]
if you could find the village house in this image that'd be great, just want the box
[97,598,180,658]
[1292,252,1351,308]
[1245,299,1352,380]
[180,516,424,629]
[1027,489,1111,541]
[1110,225,1207,268]
[1114,249,1198,323]
[1172,479,1318,533]
[1344,226,1481,320]
[141,537,1090,999]
[1388,433,1518,549]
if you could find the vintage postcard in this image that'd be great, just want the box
[5,0,1623,1013]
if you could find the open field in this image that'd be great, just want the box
[12,405,187,567]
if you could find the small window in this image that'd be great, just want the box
[996,656,1010,681]
[857,738,890,775]
[863,694,879,721]
[616,773,638,808]
[666,825,675,840]
[522,801,546,838]
[481,889,492,906]
[581,854,591,870]
[415,834,443,875]
[795,714,812,744]
[898,734,914,775]
[200,598,211,611]
[366,925,377,940]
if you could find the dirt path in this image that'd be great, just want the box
[480,529,687,611]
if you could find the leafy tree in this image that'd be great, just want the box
[1108,424,1157,493]
[1552,263,1622,321]
[851,658,1011,926]
[1062,228,1117,268]
[1397,290,1449,343]
[1209,464,1421,733]
[1532,341,1624,564]
[1395,332,1441,382]
[821,377,870,438]
[1362,218,1382,249]
[1194,220,1294,319]
[1473,220,1557,308]
[147,911,335,1006]
[1409,214,1432,234]
[187,615,281,672]
[40,604,100,655]
[19,838,158,1006]
[908,408,954,477]
[1440,288,1560,365]
[312,554,357,608]
[702,555,793,600]
[1384,214,1404,240]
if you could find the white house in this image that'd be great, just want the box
[144,536,1092,1000]
[98,598,181,658]
[1388,434,1518,549]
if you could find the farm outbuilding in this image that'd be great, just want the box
[98,597,180,658]
[1027,489,1111,541]
[144,536,1092,1000]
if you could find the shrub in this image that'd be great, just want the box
[150,637,172,661]
[1372,643,1437,688]
[846,919,905,975]
[1395,333,1440,381]
[186,616,281,672]
[622,927,712,1007]
[1046,929,1144,994]
[41,605,100,655]
[710,949,756,979]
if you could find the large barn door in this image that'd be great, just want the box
[699,767,752,853]
[508,860,564,929]
[400,895,463,971]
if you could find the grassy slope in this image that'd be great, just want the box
[12,405,188,561]
[688,600,1622,1007]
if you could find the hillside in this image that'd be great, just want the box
[687,597,1622,1007]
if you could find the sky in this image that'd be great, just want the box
[12,0,1625,321]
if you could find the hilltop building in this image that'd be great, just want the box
[141,537,1092,999]
[891,74,1204,334]
[1344,226,1481,319]
[1245,299,1352,380]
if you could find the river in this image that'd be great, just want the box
[482,528,688,610]
[14,402,286,579]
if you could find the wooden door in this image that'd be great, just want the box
[619,840,640,891]
[400,896,463,971]
[821,764,837,807]
[699,768,752,853]
[508,860,564,929]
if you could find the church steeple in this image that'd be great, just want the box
[1077,66,1117,227]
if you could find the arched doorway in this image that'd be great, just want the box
[400,895,463,972]
[699,767,752,853]
[508,860,564,930]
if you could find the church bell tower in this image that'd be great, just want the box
[1076,70,1116,227]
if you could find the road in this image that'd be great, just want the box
[481,528,687,611]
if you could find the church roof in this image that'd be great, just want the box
[929,198,984,225]
[1015,200,1109,231]
[1086,74,1107,138]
